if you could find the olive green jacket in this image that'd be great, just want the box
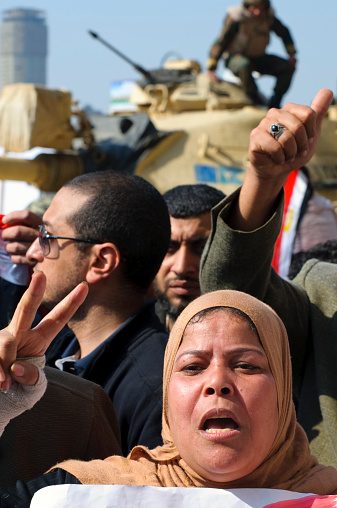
[200,188,337,468]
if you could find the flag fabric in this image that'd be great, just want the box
[272,169,309,279]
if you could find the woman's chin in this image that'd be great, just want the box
[183,447,259,483]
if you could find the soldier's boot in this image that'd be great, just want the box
[268,93,283,109]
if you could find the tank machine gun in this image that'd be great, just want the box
[88,31,152,81]
[0,33,336,204]
[88,30,198,88]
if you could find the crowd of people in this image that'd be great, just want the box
[0,87,335,505]
[0,2,337,503]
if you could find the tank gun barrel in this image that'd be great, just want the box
[88,30,152,80]
[0,154,83,192]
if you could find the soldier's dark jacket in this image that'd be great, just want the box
[207,4,296,71]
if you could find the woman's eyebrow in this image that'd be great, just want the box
[175,349,210,361]
[175,347,266,362]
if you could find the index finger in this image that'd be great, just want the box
[8,271,46,336]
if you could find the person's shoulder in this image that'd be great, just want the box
[45,367,122,444]
[293,259,337,305]
[130,326,168,354]
[268,7,276,18]
[130,301,169,347]
[0,367,122,486]
[227,5,246,22]
[44,367,122,432]
[120,306,167,382]
[45,366,106,401]
[295,258,337,279]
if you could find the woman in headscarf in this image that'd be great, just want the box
[1,278,337,504]
[53,289,337,492]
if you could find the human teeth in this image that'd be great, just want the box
[205,428,233,433]
[204,417,238,432]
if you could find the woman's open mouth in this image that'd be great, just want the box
[203,416,239,434]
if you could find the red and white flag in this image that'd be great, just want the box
[272,169,309,279]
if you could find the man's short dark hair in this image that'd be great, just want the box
[64,171,170,291]
[163,184,225,218]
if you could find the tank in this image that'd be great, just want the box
[0,32,336,204]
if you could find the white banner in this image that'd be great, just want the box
[30,485,337,508]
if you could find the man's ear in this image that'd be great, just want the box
[86,243,121,284]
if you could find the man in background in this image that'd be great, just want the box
[153,184,225,331]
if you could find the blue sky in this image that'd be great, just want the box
[1,0,336,114]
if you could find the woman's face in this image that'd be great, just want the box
[168,310,278,483]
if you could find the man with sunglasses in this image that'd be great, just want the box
[1,171,171,457]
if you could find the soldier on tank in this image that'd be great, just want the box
[206,0,297,108]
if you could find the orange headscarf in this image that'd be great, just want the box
[55,290,337,493]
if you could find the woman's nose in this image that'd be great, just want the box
[205,386,230,395]
[203,367,234,396]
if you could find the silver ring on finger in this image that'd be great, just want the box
[270,123,286,141]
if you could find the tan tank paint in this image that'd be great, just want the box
[136,106,267,195]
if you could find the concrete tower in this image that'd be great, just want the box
[1,8,47,89]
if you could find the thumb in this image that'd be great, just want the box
[10,361,39,386]
[310,88,333,126]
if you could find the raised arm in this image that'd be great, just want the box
[229,88,333,231]
[200,89,334,398]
